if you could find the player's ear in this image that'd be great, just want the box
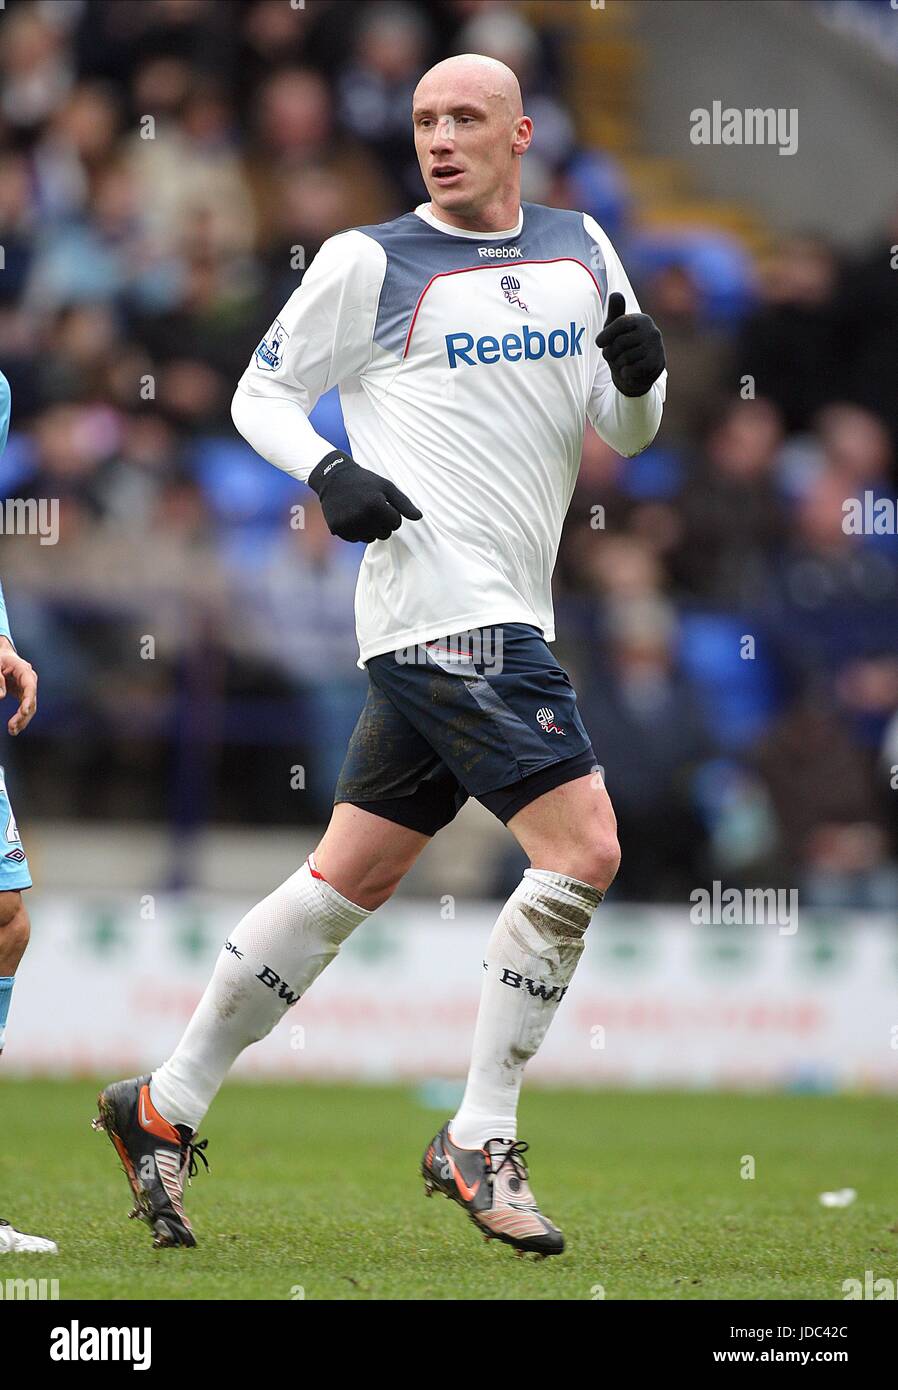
[512,115,533,156]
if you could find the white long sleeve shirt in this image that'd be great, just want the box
[232,200,665,666]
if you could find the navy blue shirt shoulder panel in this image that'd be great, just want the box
[350,204,607,357]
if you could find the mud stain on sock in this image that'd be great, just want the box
[508,902,585,976]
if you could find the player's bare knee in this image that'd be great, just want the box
[590,833,621,892]
[351,858,411,910]
[0,892,30,960]
[565,833,621,894]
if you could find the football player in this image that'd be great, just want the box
[96,55,665,1256]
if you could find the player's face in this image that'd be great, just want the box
[412,79,528,222]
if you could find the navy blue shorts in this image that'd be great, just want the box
[334,623,598,835]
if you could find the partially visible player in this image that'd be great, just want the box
[0,583,35,1055]
[0,368,54,1256]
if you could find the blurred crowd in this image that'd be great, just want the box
[0,0,896,905]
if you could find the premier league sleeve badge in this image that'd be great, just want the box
[254,318,288,372]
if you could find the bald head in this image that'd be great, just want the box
[412,52,532,232]
[413,54,523,120]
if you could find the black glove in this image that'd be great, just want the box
[307,450,423,543]
[595,291,665,398]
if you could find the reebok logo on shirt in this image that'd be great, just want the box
[477,245,523,258]
[445,322,585,369]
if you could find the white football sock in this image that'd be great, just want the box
[450,869,604,1149]
[150,856,370,1131]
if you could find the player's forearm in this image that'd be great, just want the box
[0,581,12,648]
[592,379,665,458]
[230,384,335,484]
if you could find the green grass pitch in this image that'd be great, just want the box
[1,1081,894,1300]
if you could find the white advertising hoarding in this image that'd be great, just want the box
[7,895,898,1090]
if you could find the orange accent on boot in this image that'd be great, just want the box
[445,1154,480,1203]
[111,1132,140,1193]
[138,1085,183,1143]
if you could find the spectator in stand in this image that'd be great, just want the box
[227,504,366,814]
[575,595,715,900]
[839,198,898,448]
[236,0,327,108]
[669,397,788,606]
[0,3,74,132]
[255,165,366,314]
[817,403,894,497]
[645,263,732,446]
[453,5,573,197]
[336,3,435,206]
[128,238,262,432]
[125,73,256,270]
[754,688,896,908]
[765,465,898,727]
[737,234,842,433]
[245,68,393,249]
[555,428,635,602]
[32,81,124,224]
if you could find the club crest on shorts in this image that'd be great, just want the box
[536,706,565,735]
[255,318,288,372]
